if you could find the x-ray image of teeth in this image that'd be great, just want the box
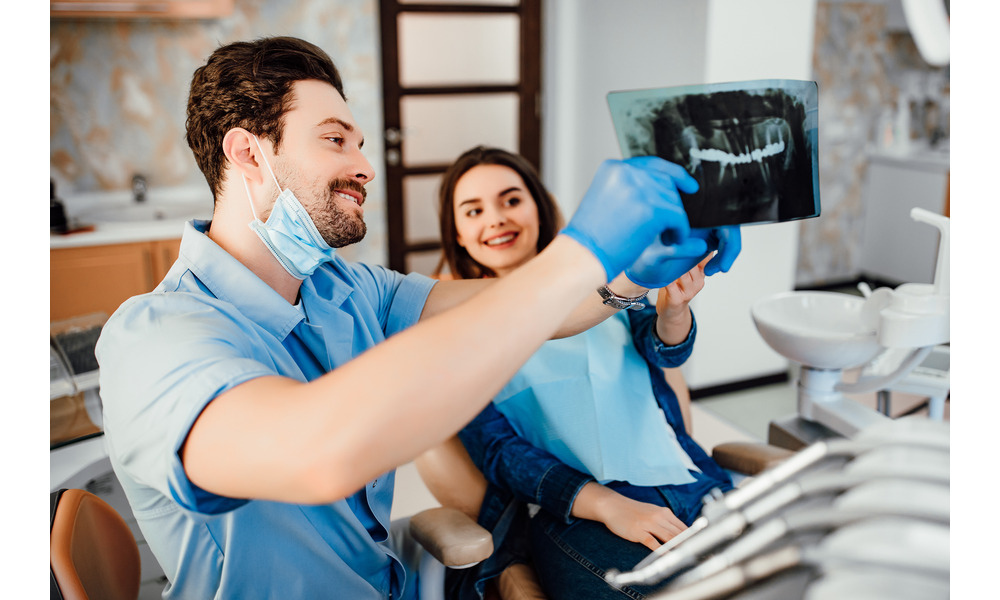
[608,79,821,228]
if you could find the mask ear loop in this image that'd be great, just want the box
[243,133,283,222]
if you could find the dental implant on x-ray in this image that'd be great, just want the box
[608,79,821,228]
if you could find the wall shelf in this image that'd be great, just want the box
[50,0,234,19]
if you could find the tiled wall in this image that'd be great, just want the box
[799,1,950,286]
[49,0,387,265]
[50,1,949,279]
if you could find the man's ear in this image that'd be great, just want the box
[222,128,265,185]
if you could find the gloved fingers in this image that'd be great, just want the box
[625,240,709,289]
[625,156,700,195]
[663,236,709,259]
[704,226,742,276]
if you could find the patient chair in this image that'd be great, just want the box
[410,369,793,600]
[50,488,141,600]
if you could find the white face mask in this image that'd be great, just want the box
[242,135,336,280]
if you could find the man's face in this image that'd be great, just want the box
[267,79,376,248]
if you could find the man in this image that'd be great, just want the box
[96,36,738,598]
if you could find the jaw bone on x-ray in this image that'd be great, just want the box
[608,79,821,228]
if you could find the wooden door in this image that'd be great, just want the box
[378,0,543,274]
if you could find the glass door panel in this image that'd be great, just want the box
[403,174,444,244]
[400,93,519,166]
[399,13,520,87]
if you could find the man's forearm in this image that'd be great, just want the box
[557,272,649,338]
[183,235,607,504]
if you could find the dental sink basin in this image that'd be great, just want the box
[84,201,212,224]
[751,291,883,369]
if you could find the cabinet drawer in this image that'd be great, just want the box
[50,239,180,322]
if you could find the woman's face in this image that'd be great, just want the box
[452,164,541,277]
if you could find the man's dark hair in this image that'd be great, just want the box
[185,36,344,200]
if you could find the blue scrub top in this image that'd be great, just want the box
[96,220,435,599]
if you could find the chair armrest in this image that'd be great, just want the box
[712,442,795,476]
[409,507,494,568]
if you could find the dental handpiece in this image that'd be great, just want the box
[671,478,950,588]
[606,435,949,588]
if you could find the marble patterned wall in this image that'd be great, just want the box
[50,0,387,265]
[51,1,949,280]
[798,1,950,286]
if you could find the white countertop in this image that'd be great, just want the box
[51,185,213,249]
[50,218,198,248]
[868,141,950,172]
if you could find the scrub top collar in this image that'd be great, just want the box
[178,219,353,341]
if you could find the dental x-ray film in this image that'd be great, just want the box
[608,79,821,228]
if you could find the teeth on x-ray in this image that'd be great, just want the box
[689,137,785,167]
[608,79,821,228]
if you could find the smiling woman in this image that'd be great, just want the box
[435,146,561,280]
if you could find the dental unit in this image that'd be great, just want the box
[603,208,950,597]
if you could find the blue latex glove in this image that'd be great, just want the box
[625,225,742,288]
[561,157,698,282]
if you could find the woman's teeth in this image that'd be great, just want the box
[485,233,516,246]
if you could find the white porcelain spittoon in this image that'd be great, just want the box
[751,208,949,438]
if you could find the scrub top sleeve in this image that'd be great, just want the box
[97,295,276,518]
[341,262,435,336]
[386,273,436,336]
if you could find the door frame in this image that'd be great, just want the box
[378,0,543,272]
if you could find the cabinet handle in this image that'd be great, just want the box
[143,247,156,290]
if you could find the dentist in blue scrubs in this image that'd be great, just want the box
[95,36,739,599]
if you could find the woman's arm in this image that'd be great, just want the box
[460,402,594,523]
[653,255,710,345]
[570,482,687,551]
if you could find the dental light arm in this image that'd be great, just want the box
[902,0,950,67]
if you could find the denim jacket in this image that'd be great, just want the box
[446,303,733,599]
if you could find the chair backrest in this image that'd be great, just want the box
[50,488,141,600]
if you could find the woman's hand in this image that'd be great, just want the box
[654,254,711,346]
[572,482,688,551]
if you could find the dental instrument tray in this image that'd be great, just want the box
[608,79,821,228]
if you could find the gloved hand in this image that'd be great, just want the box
[625,225,742,288]
[561,157,698,282]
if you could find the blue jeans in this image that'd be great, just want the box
[527,510,661,600]
[524,475,728,600]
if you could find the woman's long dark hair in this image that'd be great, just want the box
[435,146,563,279]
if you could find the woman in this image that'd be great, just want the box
[432,146,733,600]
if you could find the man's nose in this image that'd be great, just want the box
[351,148,376,183]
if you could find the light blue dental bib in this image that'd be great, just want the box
[493,311,698,486]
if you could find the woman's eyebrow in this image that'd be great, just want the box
[458,186,522,207]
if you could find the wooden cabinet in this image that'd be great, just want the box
[50,239,180,322]
[50,0,233,19]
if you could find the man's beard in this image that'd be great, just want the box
[311,178,367,248]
